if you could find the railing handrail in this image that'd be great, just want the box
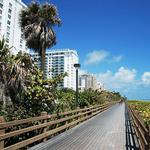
[129,106,149,133]
[0,102,115,150]
[0,103,110,129]
[3,110,104,150]
[0,106,103,141]
[128,104,150,150]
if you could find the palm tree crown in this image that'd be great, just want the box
[20,2,61,73]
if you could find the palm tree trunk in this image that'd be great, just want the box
[41,43,46,78]
[0,83,6,108]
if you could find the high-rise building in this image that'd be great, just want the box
[31,49,79,90]
[79,74,97,91]
[0,0,27,54]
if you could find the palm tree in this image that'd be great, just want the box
[0,38,10,107]
[19,2,61,76]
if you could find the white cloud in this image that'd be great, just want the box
[84,50,109,65]
[114,67,136,83]
[93,68,150,99]
[84,50,123,65]
[112,55,123,62]
[96,67,136,90]
[142,72,150,86]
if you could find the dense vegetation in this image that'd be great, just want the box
[128,100,150,126]
[0,2,125,148]
[0,38,124,122]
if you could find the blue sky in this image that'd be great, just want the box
[23,0,150,100]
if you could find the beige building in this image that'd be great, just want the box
[79,74,97,91]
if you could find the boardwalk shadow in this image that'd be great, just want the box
[125,105,140,150]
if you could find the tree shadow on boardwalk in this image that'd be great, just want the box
[125,105,140,150]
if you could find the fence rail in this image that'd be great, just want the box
[128,105,150,150]
[0,102,115,150]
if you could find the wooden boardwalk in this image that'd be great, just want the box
[29,103,126,150]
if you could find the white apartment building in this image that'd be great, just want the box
[0,0,27,54]
[31,49,79,90]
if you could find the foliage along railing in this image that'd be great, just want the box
[0,102,115,150]
[128,105,150,150]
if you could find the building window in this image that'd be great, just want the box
[0,16,2,20]
[21,34,24,38]
[8,9,12,14]
[7,26,10,31]
[9,3,12,8]
[8,14,11,19]
[20,39,23,43]
[6,38,9,43]
[7,20,10,25]
[0,3,3,8]
[0,9,2,14]
[6,32,10,38]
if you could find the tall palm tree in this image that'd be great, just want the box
[0,38,10,107]
[19,2,61,76]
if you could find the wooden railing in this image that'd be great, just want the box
[128,105,150,150]
[0,102,115,150]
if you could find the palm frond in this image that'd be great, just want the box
[20,2,61,51]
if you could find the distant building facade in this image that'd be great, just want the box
[79,74,97,91]
[96,82,105,91]
[0,0,27,54]
[31,49,79,90]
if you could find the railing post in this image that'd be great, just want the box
[76,107,80,124]
[144,125,149,150]
[41,111,47,142]
[85,106,88,117]
[0,116,5,149]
